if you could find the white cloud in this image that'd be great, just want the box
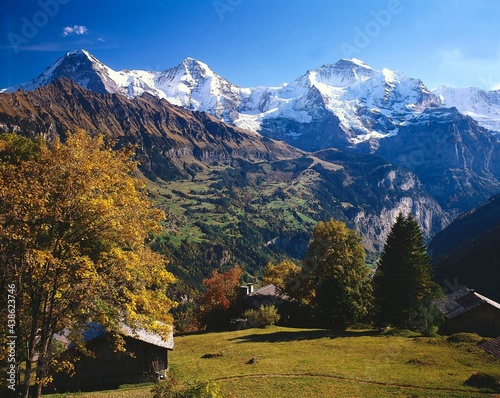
[62,25,88,37]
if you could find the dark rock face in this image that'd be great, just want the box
[375,108,500,216]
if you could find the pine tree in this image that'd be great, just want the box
[373,213,434,328]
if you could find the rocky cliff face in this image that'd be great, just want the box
[312,149,448,250]
[375,108,500,216]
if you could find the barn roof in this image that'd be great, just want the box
[482,336,500,359]
[435,287,500,319]
[56,322,174,350]
[248,284,288,299]
[120,323,174,350]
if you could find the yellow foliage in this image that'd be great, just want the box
[262,260,301,296]
[0,131,175,393]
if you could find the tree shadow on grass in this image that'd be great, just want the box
[229,329,380,343]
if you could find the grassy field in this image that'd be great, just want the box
[47,326,500,398]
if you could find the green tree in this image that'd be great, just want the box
[0,132,175,398]
[243,304,281,328]
[301,220,372,329]
[373,213,435,328]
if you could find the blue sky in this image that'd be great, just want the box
[1,0,500,90]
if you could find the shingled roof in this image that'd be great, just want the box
[55,322,174,350]
[435,287,500,319]
[120,323,174,350]
[482,336,500,359]
[247,284,289,300]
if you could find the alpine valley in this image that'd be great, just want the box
[1,49,499,285]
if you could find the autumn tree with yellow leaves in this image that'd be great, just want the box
[301,220,372,329]
[0,132,175,398]
[262,260,301,295]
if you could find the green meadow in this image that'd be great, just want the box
[47,326,500,398]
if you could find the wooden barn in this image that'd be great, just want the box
[51,323,173,392]
[435,287,500,337]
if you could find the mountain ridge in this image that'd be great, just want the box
[2,50,500,220]
[5,49,499,144]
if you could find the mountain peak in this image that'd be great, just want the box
[66,48,91,57]
[62,49,103,66]
[302,58,376,88]
[335,58,374,70]
[179,57,213,76]
[1,48,123,95]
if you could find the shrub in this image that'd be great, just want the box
[447,333,486,344]
[464,372,500,392]
[243,304,280,327]
[184,381,226,398]
[151,377,181,398]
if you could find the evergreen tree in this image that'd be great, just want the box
[301,220,372,329]
[373,213,434,328]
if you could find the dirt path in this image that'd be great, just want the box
[214,372,494,395]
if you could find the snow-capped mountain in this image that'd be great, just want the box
[153,57,242,122]
[2,49,498,148]
[233,59,441,149]
[2,54,500,242]
[1,49,159,97]
[433,85,500,134]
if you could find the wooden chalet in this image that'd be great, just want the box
[51,323,173,392]
[435,287,500,337]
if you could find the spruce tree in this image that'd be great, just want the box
[373,213,434,328]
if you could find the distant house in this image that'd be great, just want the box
[51,323,173,392]
[244,283,289,310]
[435,287,500,337]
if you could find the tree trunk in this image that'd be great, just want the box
[22,359,32,398]
[32,334,51,398]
